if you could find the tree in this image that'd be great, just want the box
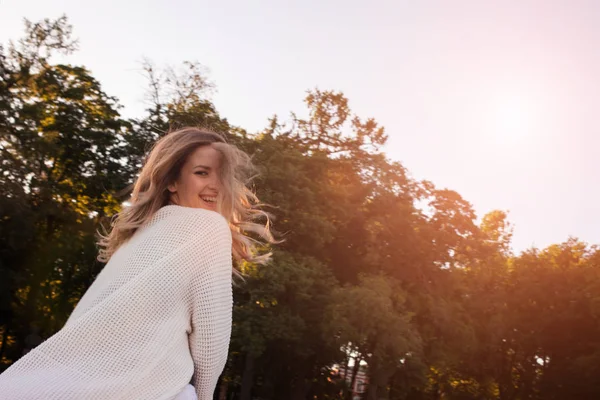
[326,274,421,400]
[0,16,127,361]
[230,251,338,400]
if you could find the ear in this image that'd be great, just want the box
[167,182,177,193]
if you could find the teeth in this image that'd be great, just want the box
[201,197,216,203]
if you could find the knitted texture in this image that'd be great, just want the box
[0,205,233,400]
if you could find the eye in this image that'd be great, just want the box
[195,171,208,176]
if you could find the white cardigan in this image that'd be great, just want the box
[0,205,233,400]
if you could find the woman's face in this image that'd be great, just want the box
[168,145,222,212]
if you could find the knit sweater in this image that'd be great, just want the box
[0,205,233,400]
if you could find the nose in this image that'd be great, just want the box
[207,175,220,191]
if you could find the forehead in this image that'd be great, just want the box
[186,145,221,167]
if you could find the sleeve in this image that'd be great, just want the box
[184,212,233,400]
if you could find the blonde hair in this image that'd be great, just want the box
[97,127,276,268]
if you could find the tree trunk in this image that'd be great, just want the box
[0,324,9,361]
[217,379,228,400]
[342,355,351,399]
[498,347,518,400]
[388,373,396,400]
[290,378,311,400]
[343,354,350,383]
[290,359,315,400]
[57,260,75,330]
[366,361,395,400]
[431,381,441,400]
[16,213,57,355]
[239,354,255,400]
[345,355,362,400]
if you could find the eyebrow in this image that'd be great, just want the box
[193,165,212,170]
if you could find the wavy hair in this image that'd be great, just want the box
[97,127,276,269]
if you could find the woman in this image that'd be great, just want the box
[0,127,275,399]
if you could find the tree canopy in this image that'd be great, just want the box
[1,16,599,400]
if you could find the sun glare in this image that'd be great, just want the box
[485,91,539,145]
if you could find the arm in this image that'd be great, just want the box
[185,212,233,400]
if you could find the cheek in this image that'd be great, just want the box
[178,176,197,196]
[188,175,206,194]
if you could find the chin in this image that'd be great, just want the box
[198,204,217,212]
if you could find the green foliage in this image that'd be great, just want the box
[0,16,127,366]
[2,16,600,400]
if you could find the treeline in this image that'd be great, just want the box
[1,17,599,400]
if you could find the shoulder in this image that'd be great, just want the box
[169,206,228,228]
[159,206,231,245]
[160,208,232,279]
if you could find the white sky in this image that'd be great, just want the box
[2,0,599,253]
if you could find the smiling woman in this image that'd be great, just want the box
[0,127,279,400]
[167,145,223,211]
